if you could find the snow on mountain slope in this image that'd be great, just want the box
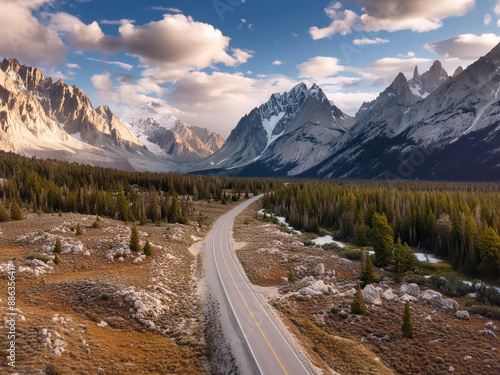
[195,83,353,173]
[0,58,175,172]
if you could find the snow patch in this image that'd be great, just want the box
[311,235,346,247]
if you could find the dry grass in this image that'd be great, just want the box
[233,200,500,375]
[0,198,242,374]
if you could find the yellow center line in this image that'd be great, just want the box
[219,218,288,375]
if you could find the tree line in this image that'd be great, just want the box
[0,151,277,224]
[263,180,500,280]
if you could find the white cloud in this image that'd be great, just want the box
[67,63,80,69]
[425,33,500,60]
[47,13,251,74]
[297,56,345,80]
[91,72,113,93]
[150,7,182,13]
[100,19,135,25]
[495,1,500,15]
[310,0,476,39]
[485,14,492,25]
[309,3,359,39]
[0,1,66,66]
[353,37,389,45]
[272,60,283,65]
[86,57,133,70]
[325,91,379,116]
[352,57,433,85]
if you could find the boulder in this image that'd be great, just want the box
[315,263,325,275]
[441,299,459,311]
[456,310,470,320]
[400,294,418,303]
[419,289,443,302]
[381,288,395,300]
[479,330,497,339]
[299,280,329,296]
[400,283,420,297]
[362,284,382,305]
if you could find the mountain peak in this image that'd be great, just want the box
[452,66,464,78]
[413,66,420,80]
[390,72,408,89]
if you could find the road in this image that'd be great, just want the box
[205,195,312,375]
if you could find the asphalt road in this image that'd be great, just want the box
[205,196,312,375]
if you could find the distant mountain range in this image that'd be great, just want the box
[2,39,500,181]
[0,58,222,170]
[128,115,224,162]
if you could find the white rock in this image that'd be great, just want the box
[419,289,443,302]
[382,288,395,300]
[456,310,470,320]
[83,251,91,257]
[424,315,432,322]
[464,356,472,360]
[299,280,329,296]
[400,294,418,303]
[315,263,325,275]
[441,299,459,311]
[400,283,420,297]
[52,346,65,356]
[362,284,382,305]
[479,330,497,339]
[97,321,108,327]
[301,276,315,283]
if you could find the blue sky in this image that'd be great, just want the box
[2,0,500,136]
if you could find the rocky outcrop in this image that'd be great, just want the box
[456,310,470,320]
[362,284,382,305]
[315,263,325,275]
[400,283,420,297]
[298,280,330,296]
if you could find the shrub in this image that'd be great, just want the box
[351,284,366,314]
[114,252,127,259]
[468,304,500,320]
[28,253,49,263]
[10,202,23,220]
[330,306,340,314]
[53,253,61,265]
[92,216,101,229]
[288,269,297,282]
[46,363,63,375]
[54,237,62,254]
[101,293,110,301]
[143,240,153,256]
[244,219,250,225]
[76,223,83,235]
[0,202,9,222]
[130,223,140,252]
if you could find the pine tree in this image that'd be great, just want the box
[478,227,500,276]
[143,240,153,256]
[54,237,62,254]
[360,253,376,285]
[371,213,394,266]
[76,223,83,235]
[10,202,23,220]
[130,223,140,252]
[288,269,297,282]
[354,220,368,246]
[0,202,9,222]
[402,300,414,338]
[351,284,367,314]
[54,253,61,265]
[392,237,412,283]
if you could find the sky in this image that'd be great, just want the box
[2,0,500,137]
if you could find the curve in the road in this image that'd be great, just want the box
[206,196,312,375]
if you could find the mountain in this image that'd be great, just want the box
[0,58,174,172]
[302,50,500,180]
[194,83,353,175]
[128,116,224,162]
[189,126,224,152]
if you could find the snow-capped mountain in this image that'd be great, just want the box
[128,116,224,162]
[0,58,176,172]
[303,47,500,180]
[195,83,353,174]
